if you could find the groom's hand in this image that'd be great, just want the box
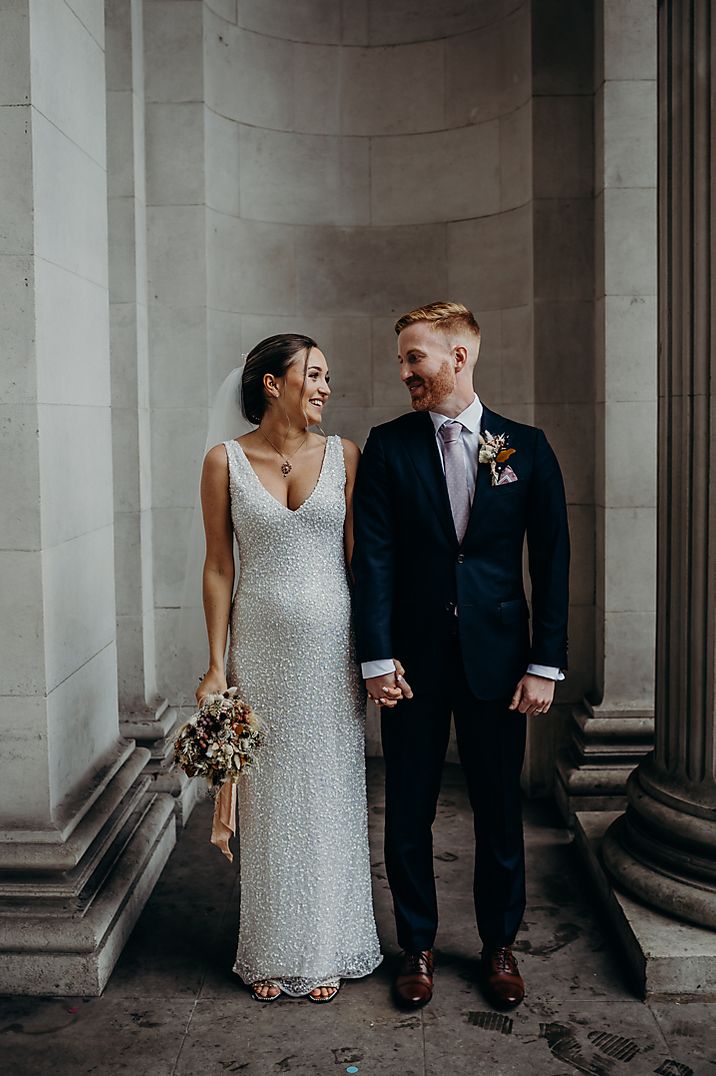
[366,674,401,707]
[366,660,413,708]
[509,673,555,717]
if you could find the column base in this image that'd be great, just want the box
[573,811,716,998]
[0,745,176,996]
[600,760,716,929]
[554,702,654,823]
[121,701,203,827]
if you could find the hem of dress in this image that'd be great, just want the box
[232,950,383,998]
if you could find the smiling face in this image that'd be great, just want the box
[397,322,461,411]
[275,347,331,426]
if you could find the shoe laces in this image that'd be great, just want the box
[493,947,517,973]
[405,951,430,974]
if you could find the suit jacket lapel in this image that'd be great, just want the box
[462,403,499,548]
[405,412,459,547]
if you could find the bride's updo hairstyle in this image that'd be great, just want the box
[240,333,318,426]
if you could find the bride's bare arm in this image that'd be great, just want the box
[341,437,361,577]
[200,444,235,679]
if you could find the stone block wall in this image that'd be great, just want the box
[141,2,656,795]
[147,0,539,711]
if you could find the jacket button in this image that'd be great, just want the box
[457,554,465,564]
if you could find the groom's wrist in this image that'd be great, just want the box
[361,658,396,679]
[526,663,564,681]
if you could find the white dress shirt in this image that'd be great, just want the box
[361,392,565,684]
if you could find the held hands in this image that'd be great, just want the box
[509,673,555,717]
[196,665,227,706]
[366,659,414,709]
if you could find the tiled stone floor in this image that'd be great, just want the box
[2,761,714,1075]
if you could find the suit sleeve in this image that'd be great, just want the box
[526,428,570,670]
[351,427,396,664]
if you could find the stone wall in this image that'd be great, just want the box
[1,0,659,803]
[146,0,542,721]
[140,1,657,791]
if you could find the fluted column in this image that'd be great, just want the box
[602,0,716,927]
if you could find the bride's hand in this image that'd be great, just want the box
[196,666,227,705]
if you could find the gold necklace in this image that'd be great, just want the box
[260,430,309,477]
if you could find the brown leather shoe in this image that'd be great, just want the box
[394,949,434,1008]
[481,946,524,1009]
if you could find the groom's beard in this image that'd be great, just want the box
[406,360,456,411]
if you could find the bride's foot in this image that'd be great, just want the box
[307,980,340,1003]
[250,979,281,1001]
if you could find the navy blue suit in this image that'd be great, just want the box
[351,405,570,952]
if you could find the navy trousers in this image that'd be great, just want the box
[380,636,527,953]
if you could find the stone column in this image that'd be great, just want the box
[0,0,175,995]
[601,0,716,928]
[106,0,199,824]
[143,0,212,711]
[528,0,597,797]
[555,0,658,822]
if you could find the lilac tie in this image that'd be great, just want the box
[438,420,470,543]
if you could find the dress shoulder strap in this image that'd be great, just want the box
[326,434,346,484]
[223,438,242,488]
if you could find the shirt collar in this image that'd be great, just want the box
[429,393,483,435]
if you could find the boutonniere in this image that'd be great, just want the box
[478,429,517,486]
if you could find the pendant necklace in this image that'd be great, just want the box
[260,429,308,477]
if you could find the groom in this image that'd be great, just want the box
[351,301,569,1010]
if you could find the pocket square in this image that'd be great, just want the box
[497,465,518,485]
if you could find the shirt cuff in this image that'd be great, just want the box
[362,659,396,679]
[527,663,565,681]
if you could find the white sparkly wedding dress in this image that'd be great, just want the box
[222,434,382,995]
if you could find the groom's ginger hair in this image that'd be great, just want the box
[394,301,481,341]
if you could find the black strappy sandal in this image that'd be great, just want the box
[250,979,282,1002]
[306,979,340,1003]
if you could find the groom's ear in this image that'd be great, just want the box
[453,344,469,371]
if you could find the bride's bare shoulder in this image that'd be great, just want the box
[340,437,361,477]
[340,437,361,459]
[203,441,231,472]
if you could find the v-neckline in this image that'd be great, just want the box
[233,435,332,515]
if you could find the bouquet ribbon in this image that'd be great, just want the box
[210,781,237,862]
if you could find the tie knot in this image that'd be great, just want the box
[439,420,463,445]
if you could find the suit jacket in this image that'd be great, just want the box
[351,406,570,700]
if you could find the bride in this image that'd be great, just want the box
[195,333,383,1002]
